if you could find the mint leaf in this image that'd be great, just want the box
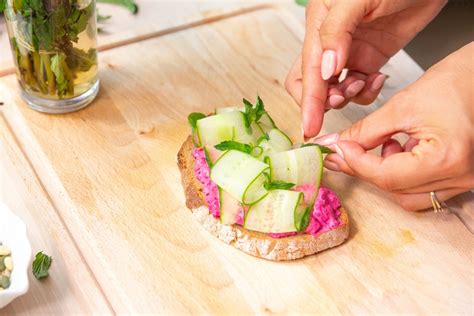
[297,207,311,232]
[32,251,52,280]
[264,180,295,190]
[51,54,69,97]
[301,143,333,154]
[243,95,267,133]
[0,0,6,13]
[215,141,252,154]
[187,112,206,129]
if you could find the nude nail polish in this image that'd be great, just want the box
[334,143,345,160]
[321,50,337,80]
[311,133,340,146]
[327,95,345,108]
[344,80,365,98]
[370,74,386,91]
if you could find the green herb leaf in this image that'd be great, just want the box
[264,180,295,190]
[0,0,6,13]
[97,0,139,14]
[301,143,334,154]
[188,112,206,129]
[67,48,97,73]
[50,53,69,97]
[297,207,311,232]
[242,95,267,134]
[215,140,253,154]
[32,251,52,280]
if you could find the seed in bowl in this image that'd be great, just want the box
[0,242,12,290]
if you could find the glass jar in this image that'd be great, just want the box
[4,0,99,114]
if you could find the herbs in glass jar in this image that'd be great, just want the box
[4,0,99,100]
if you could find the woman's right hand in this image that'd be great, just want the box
[286,0,447,139]
[314,43,474,211]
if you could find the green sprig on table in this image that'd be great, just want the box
[32,251,52,280]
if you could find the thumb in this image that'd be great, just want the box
[319,1,369,79]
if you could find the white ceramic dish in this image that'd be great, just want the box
[0,203,31,309]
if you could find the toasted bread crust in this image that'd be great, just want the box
[177,136,349,260]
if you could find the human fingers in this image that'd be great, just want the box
[285,55,303,105]
[318,1,369,78]
[394,172,474,194]
[382,139,403,157]
[301,0,329,138]
[391,187,467,212]
[327,140,447,191]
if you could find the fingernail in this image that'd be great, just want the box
[321,50,337,80]
[311,133,339,146]
[324,160,341,172]
[327,95,345,108]
[370,74,386,91]
[334,143,345,160]
[344,80,365,98]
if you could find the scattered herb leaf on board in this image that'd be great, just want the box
[32,251,53,280]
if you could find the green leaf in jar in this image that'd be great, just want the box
[50,54,69,97]
[32,251,52,280]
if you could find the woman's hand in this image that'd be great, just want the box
[313,43,474,211]
[286,0,446,138]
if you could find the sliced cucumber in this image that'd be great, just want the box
[259,113,275,128]
[267,146,323,188]
[257,128,293,158]
[211,150,269,205]
[215,106,245,114]
[204,145,222,165]
[250,122,264,141]
[244,189,303,233]
[219,188,241,225]
[197,111,253,146]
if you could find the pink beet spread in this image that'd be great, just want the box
[298,185,342,235]
[192,148,220,218]
[192,148,342,237]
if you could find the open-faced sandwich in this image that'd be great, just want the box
[177,96,349,260]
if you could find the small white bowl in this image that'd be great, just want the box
[0,203,31,309]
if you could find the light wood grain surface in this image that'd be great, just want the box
[0,3,472,315]
[0,114,113,314]
[0,0,274,76]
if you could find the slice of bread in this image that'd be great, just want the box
[177,136,349,260]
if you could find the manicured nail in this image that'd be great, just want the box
[344,80,365,98]
[327,95,345,108]
[311,133,339,146]
[370,74,386,91]
[334,143,345,160]
[321,50,337,80]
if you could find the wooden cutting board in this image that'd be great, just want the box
[0,6,472,314]
[0,0,270,76]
